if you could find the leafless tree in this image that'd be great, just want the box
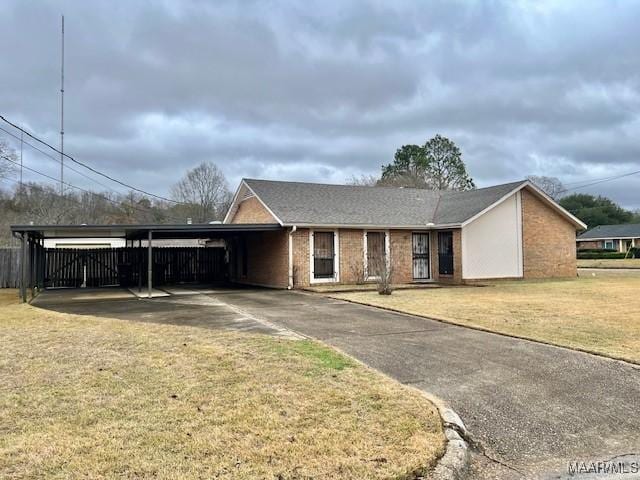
[0,139,17,178]
[346,174,380,186]
[526,175,566,200]
[369,255,394,295]
[348,259,366,285]
[171,162,231,223]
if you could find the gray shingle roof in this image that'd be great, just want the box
[577,223,640,240]
[243,178,528,227]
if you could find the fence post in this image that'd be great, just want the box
[20,233,27,303]
[147,231,153,298]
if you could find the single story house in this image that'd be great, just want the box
[223,178,586,288]
[576,224,640,253]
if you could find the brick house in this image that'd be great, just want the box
[576,224,640,253]
[223,179,586,288]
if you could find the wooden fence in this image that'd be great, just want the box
[0,248,21,288]
[44,247,226,289]
[1,246,227,290]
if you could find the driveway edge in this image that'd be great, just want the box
[328,295,640,367]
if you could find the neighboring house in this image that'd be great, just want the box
[576,224,640,253]
[43,238,206,249]
[223,178,586,288]
[43,238,126,249]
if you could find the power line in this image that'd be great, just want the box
[0,114,183,204]
[559,169,640,194]
[0,125,121,194]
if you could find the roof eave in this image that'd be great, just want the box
[281,222,462,229]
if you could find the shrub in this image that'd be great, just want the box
[369,256,394,295]
[577,248,617,254]
[577,252,627,259]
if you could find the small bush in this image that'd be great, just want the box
[577,252,627,259]
[369,256,394,295]
[577,248,617,254]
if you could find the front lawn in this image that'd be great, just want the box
[0,290,444,479]
[332,272,640,363]
[578,258,640,269]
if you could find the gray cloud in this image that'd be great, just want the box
[1,0,639,209]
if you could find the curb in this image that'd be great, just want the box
[423,394,470,480]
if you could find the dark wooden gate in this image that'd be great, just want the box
[44,247,226,289]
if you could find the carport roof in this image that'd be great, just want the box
[10,223,282,240]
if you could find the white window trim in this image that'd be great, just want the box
[604,239,615,250]
[309,229,340,284]
[363,230,390,281]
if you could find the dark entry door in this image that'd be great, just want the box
[412,233,430,280]
[438,231,454,275]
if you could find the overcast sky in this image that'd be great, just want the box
[1,0,639,208]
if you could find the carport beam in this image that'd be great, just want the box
[147,231,153,298]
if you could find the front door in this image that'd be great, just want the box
[412,233,430,280]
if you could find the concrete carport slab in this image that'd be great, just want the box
[31,287,298,338]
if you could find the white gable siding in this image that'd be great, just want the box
[461,191,523,279]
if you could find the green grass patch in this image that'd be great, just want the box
[268,340,353,372]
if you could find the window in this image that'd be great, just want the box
[365,231,387,278]
[604,240,614,250]
[438,231,454,275]
[313,231,335,279]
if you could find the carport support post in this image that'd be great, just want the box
[20,233,27,303]
[138,238,142,293]
[147,231,153,298]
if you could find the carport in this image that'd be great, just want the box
[10,223,283,302]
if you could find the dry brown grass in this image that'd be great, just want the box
[578,258,640,269]
[0,290,444,479]
[333,273,640,363]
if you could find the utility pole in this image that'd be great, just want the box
[60,14,65,195]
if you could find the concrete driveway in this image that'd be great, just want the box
[205,289,640,480]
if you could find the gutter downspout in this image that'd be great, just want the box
[288,226,297,289]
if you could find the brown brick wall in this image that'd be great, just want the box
[522,189,577,278]
[577,240,601,250]
[390,230,413,283]
[339,229,365,284]
[230,197,277,224]
[291,228,310,288]
[235,230,289,288]
[288,228,468,287]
